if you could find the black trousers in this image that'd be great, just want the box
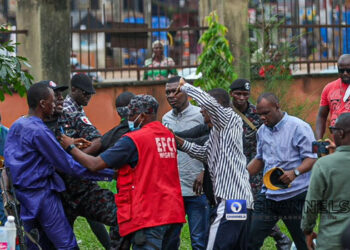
[248,191,307,250]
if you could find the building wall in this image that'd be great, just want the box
[0,75,338,134]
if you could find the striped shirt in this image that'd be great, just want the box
[180,83,253,207]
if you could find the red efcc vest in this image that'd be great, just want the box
[115,121,186,236]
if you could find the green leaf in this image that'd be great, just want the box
[0,35,33,101]
[0,66,7,79]
[0,89,5,101]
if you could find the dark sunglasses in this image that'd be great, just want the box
[338,68,350,74]
[329,126,350,134]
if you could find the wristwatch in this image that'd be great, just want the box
[66,144,76,153]
[293,168,301,177]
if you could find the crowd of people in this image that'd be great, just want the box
[2,54,350,250]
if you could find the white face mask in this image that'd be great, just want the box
[128,113,142,131]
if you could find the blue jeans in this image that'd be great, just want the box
[164,195,210,250]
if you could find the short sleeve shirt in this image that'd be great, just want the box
[320,78,350,126]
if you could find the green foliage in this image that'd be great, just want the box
[0,25,33,101]
[249,14,294,82]
[195,11,237,91]
[73,216,192,250]
[249,13,316,120]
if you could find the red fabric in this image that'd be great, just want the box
[115,121,186,236]
[259,65,275,77]
[258,65,291,78]
[320,78,350,126]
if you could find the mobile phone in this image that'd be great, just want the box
[60,126,65,135]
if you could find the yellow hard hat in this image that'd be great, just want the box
[263,167,291,190]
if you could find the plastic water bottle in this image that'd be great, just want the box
[0,226,7,250]
[4,216,16,250]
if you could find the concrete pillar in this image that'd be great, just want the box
[199,0,250,79]
[17,0,71,86]
[144,0,152,59]
[112,0,123,67]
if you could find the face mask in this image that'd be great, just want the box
[128,113,142,131]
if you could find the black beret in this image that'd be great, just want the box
[230,79,251,91]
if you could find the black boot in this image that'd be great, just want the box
[270,225,292,250]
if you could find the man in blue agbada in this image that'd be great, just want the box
[4,82,114,250]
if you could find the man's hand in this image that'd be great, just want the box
[174,135,184,148]
[193,171,204,195]
[279,170,296,184]
[305,231,317,250]
[74,138,91,149]
[325,138,336,154]
[59,134,75,150]
[175,77,186,95]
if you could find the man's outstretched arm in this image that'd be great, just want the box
[67,146,108,172]
[175,135,208,163]
[61,134,137,172]
[247,158,264,176]
[176,79,231,130]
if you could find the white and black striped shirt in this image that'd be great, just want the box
[181,83,253,207]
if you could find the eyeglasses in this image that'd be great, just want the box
[329,126,350,134]
[338,68,350,74]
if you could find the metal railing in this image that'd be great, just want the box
[2,0,345,80]
[0,2,27,58]
[70,0,204,82]
[249,0,350,75]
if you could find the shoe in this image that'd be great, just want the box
[275,234,292,250]
[269,225,292,250]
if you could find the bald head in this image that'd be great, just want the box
[335,113,350,129]
[333,113,350,146]
[338,54,350,64]
[256,92,283,127]
[338,55,350,84]
[257,92,280,105]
